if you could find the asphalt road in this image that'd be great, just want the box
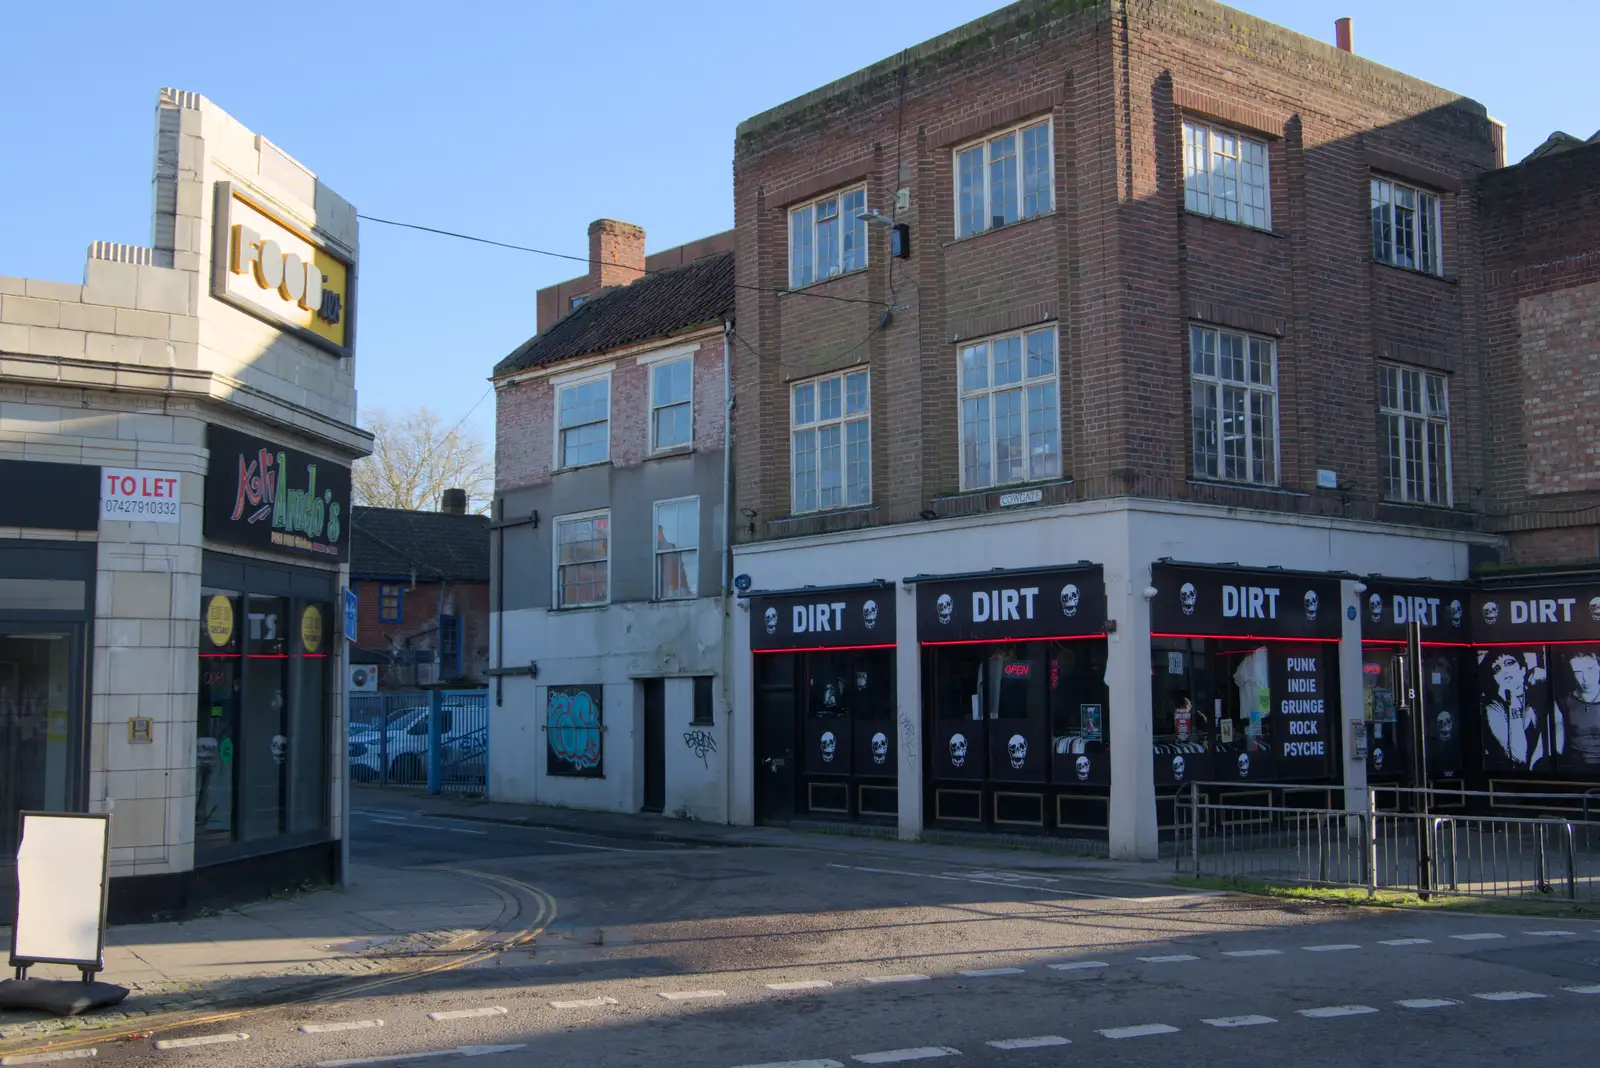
[62,808,1600,1068]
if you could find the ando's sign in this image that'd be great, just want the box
[210,182,353,356]
[203,424,351,562]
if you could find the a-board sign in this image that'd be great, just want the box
[9,812,112,972]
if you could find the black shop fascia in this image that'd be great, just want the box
[913,564,1110,802]
[1150,563,1342,788]
[748,582,899,822]
[1358,578,1473,784]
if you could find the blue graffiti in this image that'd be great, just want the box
[548,689,602,771]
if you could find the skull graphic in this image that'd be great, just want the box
[1589,596,1600,623]
[1436,710,1455,744]
[1372,747,1385,770]
[1172,755,1187,780]
[822,683,838,709]
[856,671,869,691]
[270,733,287,765]
[763,607,778,635]
[1179,583,1197,615]
[863,599,879,629]
[1304,590,1320,621]
[1238,752,1251,778]
[1449,599,1464,628]
[936,594,954,625]
[949,733,968,768]
[1061,584,1080,617]
[870,732,889,764]
[1368,593,1384,624]
[1007,734,1028,769]
[819,731,837,762]
[1482,601,1500,625]
[1075,755,1091,781]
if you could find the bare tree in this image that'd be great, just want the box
[353,407,492,512]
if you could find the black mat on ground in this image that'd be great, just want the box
[0,978,129,1016]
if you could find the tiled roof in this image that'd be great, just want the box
[1521,129,1600,163]
[494,251,733,376]
[350,506,490,582]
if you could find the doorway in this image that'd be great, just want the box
[0,626,84,862]
[642,679,665,813]
[753,654,797,823]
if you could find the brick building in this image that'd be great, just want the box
[348,492,491,690]
[725,0,1599,858]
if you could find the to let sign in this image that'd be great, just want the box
[101,468,182,524]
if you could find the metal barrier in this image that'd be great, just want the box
[347,689,488,794]
[1176,781,1600,903]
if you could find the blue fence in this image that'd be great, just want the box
[348,689,488,794]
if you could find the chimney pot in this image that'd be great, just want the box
[1335,17,1353,53]
[588,218,646,290]
[441,488,468,515]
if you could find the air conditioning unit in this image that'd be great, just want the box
[415,662,439,686]
[347,665,378,693]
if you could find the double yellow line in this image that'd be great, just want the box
[1,872,557,1058]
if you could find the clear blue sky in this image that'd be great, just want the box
[3,1,1593,448]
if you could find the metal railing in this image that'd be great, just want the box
[1176,781,1600,903]
[348,689,488,794]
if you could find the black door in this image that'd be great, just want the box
[754,654,797,823]
[642,679,665,813]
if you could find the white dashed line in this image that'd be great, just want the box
[152,1034,249,1050]
[986,1036,1070,1050]
[1138,954,1200,963]
[1398,998,1461,1009]
[960,968,1027,977]
[1,1051,99,1065]
[1303,944,1361,952]
[1299,1005,1378,1019]
[316,1046,525,1067]
[1379,938,1432,946]
[862,974,930,985]
[1452,933,1505,942]
[1048,961,1109,971]
[427,1007,507,1021]
[1202,1015,1277,1028]
[850,1048,961,1064]
[1222,949,1283,957]
[766,981,834,991]
[299,1020,384,1034]
[1098,1024,1180,1039]
[549,997,619,1008]
[1528,930,1576,937]
[729,1062,845,1068]
[658,990,727,1001]
[1473,991,1546,1001]
[1563,985,1600,995]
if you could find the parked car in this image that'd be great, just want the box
[348,700,485,785]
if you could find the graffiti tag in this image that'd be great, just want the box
[683,729,717,767]
[547,688,603,774]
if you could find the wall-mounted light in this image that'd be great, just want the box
[1143,586,1159,600]
[857,210,910,259]
[1352,582,1368,594]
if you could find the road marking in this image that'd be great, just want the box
[730,1062,845,1068]
[1098,1024,1180,1039]
[1138,954,1199,963]
[985,1036,1069,1049]
[316,1046,525,1067]
[1202,1015,1277,1028]
[1452,933,1505,941]
[1048,961,1109,971]
[1222,949,1283,957]
[1398,999,1460,1009]
[1563,985,1600,995]
[960,968,1026,977]
[1528,930,1576,937]
[658,990,726,1001]
[1298,1005,1378,1018]
[153,1033,249,1050]
[766,980,834,991]
[1,1051,98,1065]
[1473,991,1546,1001]
[863,974,930,985]
[548,997,618,1008]
[299,1020,385,1034]
[427,1007,507,1021]
[545,839,651,853]
[1303,944,1361,952]
[850,1049,961,1064]
[1379,938,1431,946]
[825,862,1123,901]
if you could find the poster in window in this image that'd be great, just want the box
[1555,648,1600,771]
[546,686,604,778]
[1479,649,1554,772]
[1273,647,1331,778]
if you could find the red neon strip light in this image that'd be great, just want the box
[302,653,329,659]
[198,653,239,659]
[1150,632,1342,644]
[247,654,290,659]
[752,642,898,655]
[1361,638,1475,649]
[1472,638,1600,648]
[921,633,1108,647]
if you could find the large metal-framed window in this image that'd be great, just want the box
[789,186,868,289]
[791,370,871,514]
[1379,364,1451,506]
[954,118,1053,238]
[1371,177,1442,275]
[1190,325,1278,485]
[1183,121,1271,231]
[958,326,1061,490]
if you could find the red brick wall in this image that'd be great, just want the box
[353,580,492,687]
[732,0,1499,543]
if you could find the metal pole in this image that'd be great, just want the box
[1365,785,1377,896]
[427,688,443,795]
[1191,779,1201,877]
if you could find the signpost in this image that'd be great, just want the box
[1396,620,1432,900]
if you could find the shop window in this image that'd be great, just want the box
[653,497,699,600]
[378,583,402,623]
[439,615,463,680]
[799,649,897,797]
[791,370,871,514]
[959,326,1061,489]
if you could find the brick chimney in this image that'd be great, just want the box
[441,488,468,515]
[588,219,645,289]
[1334,17,1353,53]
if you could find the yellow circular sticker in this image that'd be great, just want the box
[205,595,234,647]
[301,604,324,653]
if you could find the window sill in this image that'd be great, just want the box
[553,459,612,475]
[1182,208,1282,239]
[785,265,868,293]
[1187,477,1307,498]
[1371,260,1455,285]
[1377,498,1457,512]
[946,210,1055,248]
[944,475,1073,500]
[788,503,875,519]
[652,595,700,605]
[551,602,610,612]
[647,444,694,460]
